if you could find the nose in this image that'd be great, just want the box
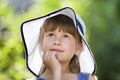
[54,38,61,46]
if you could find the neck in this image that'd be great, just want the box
[61,62,71,73]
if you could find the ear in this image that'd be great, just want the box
[75,43,83,55]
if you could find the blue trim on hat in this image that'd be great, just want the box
[75,15,96,75]
[76,18,84,35]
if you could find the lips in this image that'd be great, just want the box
[50,48,64,52]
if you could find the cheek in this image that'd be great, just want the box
[41,38,50,51]
[63,40,76,53]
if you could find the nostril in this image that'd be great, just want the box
[54,39,61,45]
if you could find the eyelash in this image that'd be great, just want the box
[48,33,54,37]
[64,35,69,38]
[47,33,70,38]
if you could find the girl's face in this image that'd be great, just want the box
[41,28,79,62]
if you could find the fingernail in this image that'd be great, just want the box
[55,54,58,59]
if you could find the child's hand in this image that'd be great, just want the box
[42,51,61,73]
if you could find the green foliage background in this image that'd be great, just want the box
[0,0,120,80]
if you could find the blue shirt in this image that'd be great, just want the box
[36,73,89,80]
[78,73,89,80]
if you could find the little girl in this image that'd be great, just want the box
[21,7,97,80]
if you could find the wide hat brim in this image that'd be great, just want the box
[21,7,96,76]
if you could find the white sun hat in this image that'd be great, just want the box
[21,7,96,76]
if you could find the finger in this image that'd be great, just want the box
[53,51,58,58]
[49,51,53,57]
[55,54,58,59]
[45,51,53,61]
[43,51,49,60]
[51,51,58,60]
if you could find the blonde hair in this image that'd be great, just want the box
[38,14,82,77]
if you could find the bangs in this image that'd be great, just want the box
[42,14,77,37]
[40,14,82,44]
